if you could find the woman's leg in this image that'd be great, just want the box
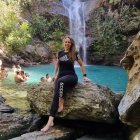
[58,97,64,112]
[41,74,77,132]
[40,78,59,132]
[57,74,78,112]
[50,74,78,116]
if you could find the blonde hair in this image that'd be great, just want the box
[63,36,77,63]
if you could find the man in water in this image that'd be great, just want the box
[40,77,46,84]
[45,73,52,82]
[14,71,25,84]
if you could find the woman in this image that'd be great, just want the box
[41,36,89,132]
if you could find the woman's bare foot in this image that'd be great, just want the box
[41,122,54,132]
[58,97,64,112]
[41,117,54,132]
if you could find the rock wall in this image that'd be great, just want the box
[118,31,140,127]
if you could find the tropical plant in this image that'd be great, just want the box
[32,14,65,41]
[5,22,32,53]
[89,7,128,57]
[31,14,66,51]
[0,0,32,54]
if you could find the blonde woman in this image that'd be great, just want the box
[41,36,89,132]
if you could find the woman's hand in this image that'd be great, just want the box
[83,76,91,82]
[52,75,57,82]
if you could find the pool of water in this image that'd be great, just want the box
[2,64,128,93]
[19,64,128,93]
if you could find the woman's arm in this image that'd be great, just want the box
[77,57,91,82]
[77,57,86,78]
[53,60,59,81]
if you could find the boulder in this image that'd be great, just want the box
[10,126,75,140]
[118,31,140,126]
[0,113,41,140]
[27,82,122,124]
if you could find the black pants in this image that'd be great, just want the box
[50,74,78,117]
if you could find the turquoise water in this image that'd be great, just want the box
[21,64,128,93]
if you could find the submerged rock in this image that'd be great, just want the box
[118,31,140,126]
[27,82,122,124]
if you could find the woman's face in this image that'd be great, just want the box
[64,37,72,52]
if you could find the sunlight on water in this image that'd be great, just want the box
[0,83,30,114]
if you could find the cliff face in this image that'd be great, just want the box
[120,31,140,93]
[30,0,98,18]
[118,31,140,127]
[30,0,65,16]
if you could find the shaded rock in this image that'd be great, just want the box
[10,126,75,140]
[0,104,15,113]
[0,96,6,104]
[129,127,140,140]
[22,42,51,65]
[133,132,140,140]
[77,134,124,140]
[118,31,140,126]
[27,82,122,124]
[0,96,15,113]
[0,41,52,66]
[0,113,42,140]
[30,0,97,19]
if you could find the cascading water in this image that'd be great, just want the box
[62,0,87,64]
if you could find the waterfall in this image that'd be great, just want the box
[62,0,87,64]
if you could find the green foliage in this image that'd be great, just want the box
[48,40,63,52]
[109,0,121,5]
[0,0,32,54]
[5,22,32,53]
[17,0,32,11]
[31,14,65,51]
[118,5,140,26]
[2,0,21,12]
[89,7,128,57]
[32,15,65,41]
